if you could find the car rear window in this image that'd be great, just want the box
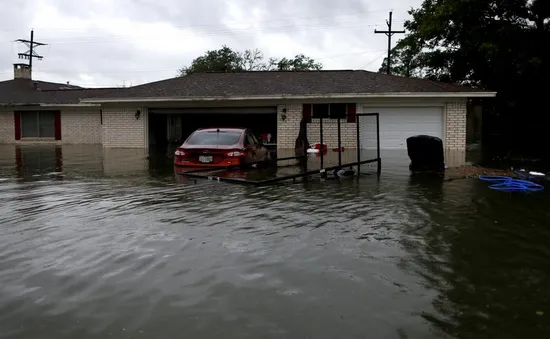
[186,130,243,145]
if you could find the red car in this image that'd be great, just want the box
[174,128,269,168]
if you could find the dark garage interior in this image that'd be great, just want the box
[148,107,278,152]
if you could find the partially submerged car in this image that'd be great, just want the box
[174,128,269,168]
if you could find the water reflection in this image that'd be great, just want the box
[400,175,550,338]
[0,145,549,338]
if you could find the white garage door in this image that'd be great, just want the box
[360,106,443,149]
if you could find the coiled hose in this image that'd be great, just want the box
[478,175,544,192]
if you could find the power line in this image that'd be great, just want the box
[374,11,405,75]
[0,49,388,88]
[0,49,388,76]
[0,20,404,45]
[0,8,405,33]
[363,51,388,69]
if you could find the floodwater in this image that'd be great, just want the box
[1,145,549,339]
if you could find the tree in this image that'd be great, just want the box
[178,45,242,75]
[385,0,549,87]
[381,0,550,154]
[378,36,424,78]
[275,54,323,71]
[178,46,323,75]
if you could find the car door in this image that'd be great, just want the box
[243,131,257,164]
[249,132,267,162]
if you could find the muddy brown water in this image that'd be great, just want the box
[1,145,549,339]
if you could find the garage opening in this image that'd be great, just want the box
[148,107,277,153]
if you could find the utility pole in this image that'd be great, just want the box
[15,30,48,70]
[374,11,405,75]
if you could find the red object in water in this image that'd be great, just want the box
[260,132,271,143]
[311,143,327,152]
[332,147,345,152]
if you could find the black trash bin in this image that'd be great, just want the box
[406,135,445,172]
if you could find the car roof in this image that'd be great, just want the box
[195,127,247,132]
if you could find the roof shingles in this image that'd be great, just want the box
[0,70,493,105]
[0,78,122,105]
[85,70,490,101]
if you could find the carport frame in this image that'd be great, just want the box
[177,113,381,186]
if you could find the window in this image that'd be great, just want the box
[246,133,260,146]
[329,104,347,119]
[304,103,356,122]
[186,130,242,145]
[312,104,329,118]
[20,111,56,138]
[310,104,348,119]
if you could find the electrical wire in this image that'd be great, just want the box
[0,20,405,45]
[0,49,388,76]
[0,8,405,34]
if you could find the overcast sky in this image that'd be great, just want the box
[0,0,420,88]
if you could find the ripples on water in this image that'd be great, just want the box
[1,145,550,339]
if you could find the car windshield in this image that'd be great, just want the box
[186,130,243,146]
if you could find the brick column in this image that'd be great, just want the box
[0,111,15,143]
[445,101,467,150]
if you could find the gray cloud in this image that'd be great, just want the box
[0,0,417,87]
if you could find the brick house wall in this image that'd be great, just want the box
[101,107,148,148]
[61,109,102,144]
[444,100,467,150]
[2,99,467,156]
[277,104,358,149]
[307,115,358,149]
[0,111,14,143]
[276,104,301,148]
[277,100,468,151]
[0,106,149,149]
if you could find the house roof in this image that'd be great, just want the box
[82,70,495,102]
[0,70,496,106]
[0,78,122,105]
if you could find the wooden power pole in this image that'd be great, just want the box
[375,11,405,75]
[15,30,48,69]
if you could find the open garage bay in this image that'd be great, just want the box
[148,107,277,151]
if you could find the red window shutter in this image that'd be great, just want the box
[14,112,21,140]
[54,111,62,140]
[346,103,357,123]
[302,104,312,123]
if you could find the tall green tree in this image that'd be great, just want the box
[178,46,242,75]
[380,0,550,152]
[275,54,323,71]
[381,0,549,87]
[178,46,323,75]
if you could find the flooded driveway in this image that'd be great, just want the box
[1,145,549,339]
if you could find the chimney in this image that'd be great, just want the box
[13,63,31,79]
